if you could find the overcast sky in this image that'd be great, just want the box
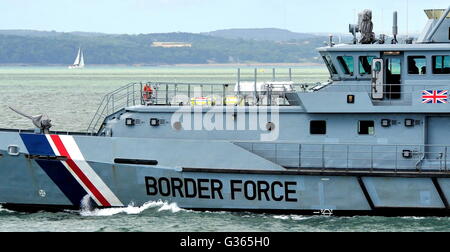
[1,0,448,34]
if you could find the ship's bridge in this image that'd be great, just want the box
[295,7,450,113]
[317,43,450,82]
[294,42,450,114]
[317,6,450,82]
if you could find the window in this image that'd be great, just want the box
[322,55,338,75]
[310,121,327,135]
[386,58,402,99]
[408,56,427,75]
[358,121,375,135]
[337,56,354,75]
[433,55,450,74]
[374,61,382,72]
[387,58,401,75]
[359,56,376,75]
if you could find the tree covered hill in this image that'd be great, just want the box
[204,28,318,41]
[0,30,328,65]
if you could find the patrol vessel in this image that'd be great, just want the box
[1,7,450,216]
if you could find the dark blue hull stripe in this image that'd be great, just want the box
[20,133,54,156]
[20,133,94,207]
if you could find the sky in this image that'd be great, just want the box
[0,0,449,35]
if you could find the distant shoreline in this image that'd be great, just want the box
[170,62,322,67]
[0,62,323,67]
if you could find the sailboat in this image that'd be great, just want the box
[68,48,85,69]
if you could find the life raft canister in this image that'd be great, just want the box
[225,96,244,106]
[190,97,214,106]
[143,85,153,101]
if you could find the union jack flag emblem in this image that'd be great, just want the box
[422,90,448,104]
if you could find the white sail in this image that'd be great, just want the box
[79,51,85,67]
[69,48,85,69]
[73,48,81,65]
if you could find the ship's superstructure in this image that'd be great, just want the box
[1,7,450,216]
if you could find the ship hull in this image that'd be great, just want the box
[1,131,450,216]
[68,65,84,69]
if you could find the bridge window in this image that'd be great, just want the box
[358,121,375,135]
[433,55,450,74]
[310,121,327,135]
[337,56,354,75]
[408,56,427,75]
[322,55,338,75]
[386,58,402,99]
[359,56,376,75]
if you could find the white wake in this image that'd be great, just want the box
[0,205,14,213]
[272,215,313,221]
[80,197,183,217]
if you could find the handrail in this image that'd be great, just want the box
[87,82,143,133]
[86,81,315,134]
[235,142,450,172]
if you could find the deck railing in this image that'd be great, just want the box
[86,81,312,133]
[235,142,450,172]
[87,82,144,133]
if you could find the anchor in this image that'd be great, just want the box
[8,106,52,134]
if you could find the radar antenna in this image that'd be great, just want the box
[8,106,52,134]
[349,9,377,44]
[359,9,376,44]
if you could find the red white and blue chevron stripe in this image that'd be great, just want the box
[20,133,123,207]
[422,90,448,104]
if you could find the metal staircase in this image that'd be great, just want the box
[87,82,144,134]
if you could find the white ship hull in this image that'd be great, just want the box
[68,65,84,69]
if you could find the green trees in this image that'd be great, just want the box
[0,31,325,65]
